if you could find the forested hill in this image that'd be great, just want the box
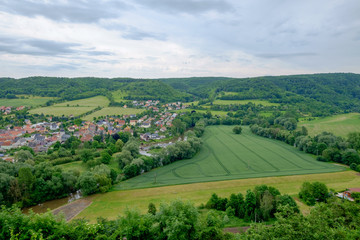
[0,77,191,102]
[1,73,360,111]
[159,73,360,112]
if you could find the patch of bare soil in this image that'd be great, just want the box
[52,198,92,221]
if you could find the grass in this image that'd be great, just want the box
[29,106,95,117]
[58,161,88,173]
[212,99,279,106]
[76,171,359,222]
[28,96,110,117]
[298,113,360,137]
[111,90,128,102]
[55,96,109,107]
[83,107,145,121]
[0,96,56,107]
[178,109,229,116]
[117,126,343,190]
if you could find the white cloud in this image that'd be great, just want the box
[0,0,359,78]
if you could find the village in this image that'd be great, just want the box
[0,100,189,160]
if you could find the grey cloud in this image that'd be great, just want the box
[0,37,111,56]
[256,52,317,59]
[0,0,129,23]
[136,0,233,14]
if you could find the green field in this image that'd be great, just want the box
[178,108,228,116]
[111,90,128,102]
[83,107,145,121]
[212,99,279,106]
[299,113,360,137]
[29,96,109,117]
[29,106,95,117]
[58,161,88,173]
[117,126,343,190]
[76,171,358,222]
[0,96,56,107]
[55,96,109,107]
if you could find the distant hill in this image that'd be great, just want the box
[1,73,359,113]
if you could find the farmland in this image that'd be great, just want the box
[83,107,145,121]
[299,113,360,137]
[0,96,56,107]
[54,96,109,107]
[117,126,343,190]
[28,96,109,117]
[76,171,358,222]
[29,106,95,117]
[212,99,279,106]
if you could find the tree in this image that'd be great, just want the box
[233,126,242,134]
[14,150,33,163]
[115,139,124,152]
[148,202,157,215]
[100,151,112,164]
[80,149,94,163]
[245,190,256,221]
[77,172,97,195]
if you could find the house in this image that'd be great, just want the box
[141,122,151,128]
[337,188,360,201]
[130,120,138,126]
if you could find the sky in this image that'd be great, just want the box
[0,0,359,78]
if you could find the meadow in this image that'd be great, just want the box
[28,96,109,117]
[117,126,343,190]
[29,106,95,117]
[298,113,360,137]
[54,96,109,107]
[212,99,279,106]
[76,171,358,222]
[0,96,56,107]
[178,108,229,116]
[83,107,145,121]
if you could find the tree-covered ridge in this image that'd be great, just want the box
[0,77,190,102]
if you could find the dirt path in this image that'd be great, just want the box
[52,198,92,221]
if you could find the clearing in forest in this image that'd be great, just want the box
[116,126,343,190]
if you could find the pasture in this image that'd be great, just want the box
[0,96,55,107]
[29,96,109,117]
[117,126,343,190]
[178,108,228,116]
[212,99,279,106]
[76,171,358,222]
[29,106,95,117]
[55,96,109,107]
[83,107,145,121]
[298,113,360,137]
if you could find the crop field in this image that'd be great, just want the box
[55,96,109,107]
[76,171,358,222]
[298,113,360,137]
[83,107,145,121]
[29,106,95,117]
[0,96,55,107]
[213,99,279,106]
[117,126,343,190]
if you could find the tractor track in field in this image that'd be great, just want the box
[227,133,280,172]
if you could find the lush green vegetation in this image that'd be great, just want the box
[0,96,56,107]
[212,99,279,106]
[116,126,342,190]
[29,106,96,117]
[77,171,360,221]
[54,96,109,107]
[83,107,145,121]
[298,113,360,137]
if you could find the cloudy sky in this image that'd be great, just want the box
[0,0,359,78]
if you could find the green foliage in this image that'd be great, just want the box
[148,202,157,215]
[232,126,242,134]
[299,181,329,206]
